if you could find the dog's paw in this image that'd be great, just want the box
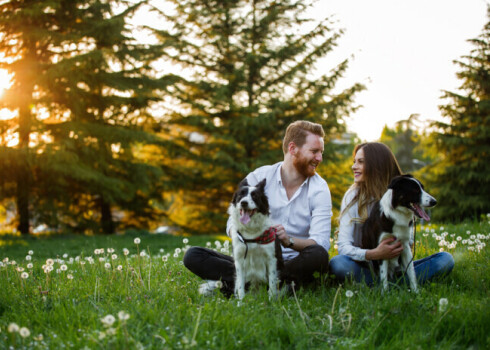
[198,280,222,296]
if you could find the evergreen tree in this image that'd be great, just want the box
[151,0,364,233]
[427,10,490,221]
[0,0,173,233]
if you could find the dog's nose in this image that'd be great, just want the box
[241,200,248,208]
[430,198,437,207]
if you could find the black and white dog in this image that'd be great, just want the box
[228,178,283,300]
[362,174,437,292]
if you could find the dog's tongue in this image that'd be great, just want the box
[240,211,251,225]
[413,204,430,221]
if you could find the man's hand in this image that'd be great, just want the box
[272,224,290,247]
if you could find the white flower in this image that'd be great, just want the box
[60,264,68,271]
[27,263,33,269]
[438,298,449,312]
[134,238,141,245]
[26,255,32,261]
[183,238,189,244]
[111,254,117,260]
[21,272,29,279]
[106,327,117,336]
[162,256,168,262]
[19,327,30,338]
[67,274,74,280]
[101,314,116,327]
[123,248,129,256]
[104,263,111,269]
[107,248,115,253]
[28,250,34,255]
[34,334,43,341]
[140,251,146,257]
[345,290,354,298]
[118,311,130,321]
[62,253,68,259]
[8,323,19,333]
[46,259,54,266]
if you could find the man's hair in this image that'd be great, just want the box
[282,120,325,154]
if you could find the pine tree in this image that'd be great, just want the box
[427,10,490,221]
[151,0,364,233]
[0,0,173,233]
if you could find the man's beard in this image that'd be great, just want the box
[293,153,316,178]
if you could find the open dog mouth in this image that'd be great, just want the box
[239,208,257,225]
[410,203,430,221]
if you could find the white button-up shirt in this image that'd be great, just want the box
[227,162,332,260]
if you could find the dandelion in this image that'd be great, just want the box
[111,254,117,260]
[117,265,123,271]
[19,327,30,338]
[134,238,141,245]
[63,253,68,259]
[159,248,165,253]
[101,314,116,327]
[123,248,129,256]
[27,263,33,269]
[99,257,105,263]
[8,323,19,333]
[21,272,29,279]
[28,250,34,255]
[438,298,449,312]
[106,327,117,336]
[104,263,111,269]
[175,248,182,254]
[33,334,43,341]
[457,236,462,241]
[26,255,32,261]
[162,256,168,262]
[16,267,24,272]
[107,248,115,253]
[67,274,74,280]
[215,280,223,289]
[345,290,354,298]
[183,238,189,244]
[173,253,178,258]
[46,259,54,266]
[118,311,130,321]
[60,264,68,271]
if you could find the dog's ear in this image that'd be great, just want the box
[238,178,249,188]
[257,178,266,190]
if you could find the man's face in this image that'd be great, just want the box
[292,133,324,178]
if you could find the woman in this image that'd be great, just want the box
[329,142,454,286]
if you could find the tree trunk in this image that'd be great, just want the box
[100,197,115,234]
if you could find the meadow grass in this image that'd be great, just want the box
[0,220,488,349]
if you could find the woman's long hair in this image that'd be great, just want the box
[341,142,403,222]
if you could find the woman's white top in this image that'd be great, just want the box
[337,187,369,261]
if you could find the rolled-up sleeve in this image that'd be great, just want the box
[308,182,332,252]
[337,190,368,261]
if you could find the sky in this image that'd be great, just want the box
[310,0,488,141]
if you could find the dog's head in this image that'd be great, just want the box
[387,174,437,221]
[231,178,269,225]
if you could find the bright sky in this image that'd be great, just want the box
[311,0,488,141]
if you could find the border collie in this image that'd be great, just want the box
[228,178,283,300]
[362,174,436,292]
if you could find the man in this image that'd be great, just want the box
[183,120,332,296]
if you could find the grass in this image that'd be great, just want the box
[0,221,488,349]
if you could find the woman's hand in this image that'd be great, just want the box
[366,237,403,260]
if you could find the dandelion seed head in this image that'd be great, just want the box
[134,238,141,245]
[123,248,129,256]
[8,323,19,333]
[438,298,448,312]
[111,254,117,260]
[60,264,68,271]
[28,250,33,255]
[21,272,29,279]
[162,256,168,262]
[46,259,54,266]
[63,254,68,259]
[104,263,111,269]
[26,255,32,261]
[101,314,116,327]
[27,263,33,269]
[67,274,74,280]
[19,327,30,338]
[345,290,354,298]
[118,311,130,321]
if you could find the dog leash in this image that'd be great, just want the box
[404,218,416,276]
[236,227,277,259]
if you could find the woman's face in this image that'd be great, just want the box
[352,147,365,183]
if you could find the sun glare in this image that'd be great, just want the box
[0,69,13,98]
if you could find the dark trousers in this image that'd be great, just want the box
[183,244,329,295]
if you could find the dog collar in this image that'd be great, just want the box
[236,227,277,259]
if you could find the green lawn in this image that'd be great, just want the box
[0,221,488,349]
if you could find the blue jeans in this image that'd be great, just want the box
[329,252,454,286]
